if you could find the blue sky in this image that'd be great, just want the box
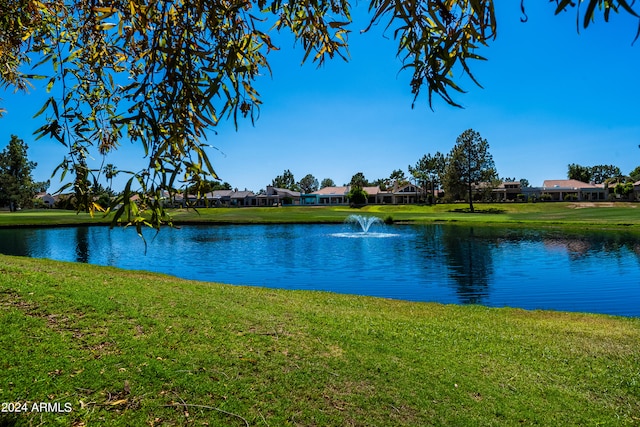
[1,2,639,192]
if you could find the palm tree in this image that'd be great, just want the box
[104,164,118,191]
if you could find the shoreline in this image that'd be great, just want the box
[1,254,639,426]
[1,202,640,232]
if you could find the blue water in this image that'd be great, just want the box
[1,223,639,317]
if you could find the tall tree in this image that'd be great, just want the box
[567,164,592,183]
[590,164,622,184]
[0,0,636,229]
[349,172,369,189]
[446,129,496,212]
[371,178,389,191]
[348,172,369,204]
[298,174,319,194]
[104,164,118,191]
[389,169,408,189]
[630,166,640,182]
[0,135,41,211]
[442,153,465,203]
[320,178,335,188]
[409,152,445,204]
[271,169,298,191]
[567,163,623,184]
[409,156,429,201]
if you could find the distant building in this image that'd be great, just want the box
[35,192,55,208]
[305,186,349,205]
[303,183,424,206]
[537,179,607,201]
[516,179,607,202]
[263,186,301,205]
[472,181,522,201]
[633,181,640,201]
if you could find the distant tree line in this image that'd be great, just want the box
[4,130,640,212]
[567,163,640,199]
[266,130,640,210]
[0,135,48,211]
[268,129,499,212]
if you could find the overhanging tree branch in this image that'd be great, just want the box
[0,0,637,230]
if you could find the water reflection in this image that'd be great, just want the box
[0,228,34,257]
[440,227,493,304]
[548,232,640,263]
[75,227,90,263]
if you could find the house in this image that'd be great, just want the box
[167,189,257,208]
[374,183,423,204]
[205,190,234,207]
[305,183,425,205]
[261,186,301,205]
[364,186,384,204]
[466,181,523,202]
[230,190,256,206]
[633,181,640,201]
[35,192,55,208]
[255,189,282,206]
[307,186,350,205]
[528,179,607,201]
[492,181,523,201]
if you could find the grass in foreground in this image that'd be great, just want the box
[1,255,639,426]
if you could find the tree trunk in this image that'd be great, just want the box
[431,184,435,205]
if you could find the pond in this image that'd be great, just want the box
[1,221,639,317]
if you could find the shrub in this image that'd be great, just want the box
[32,198,47,209]
[348,188,368,205]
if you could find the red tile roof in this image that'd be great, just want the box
[363,186,381,195]
[312,186,349,195]
[542,179,599,189]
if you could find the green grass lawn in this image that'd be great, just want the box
[1,255,639,426]
[1,202,639,229]
[0,210,113,227]
[2,203,640,425]
[168,202,640,227]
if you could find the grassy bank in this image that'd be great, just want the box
[1,255,639,426]
[170,202,640,228]
[1,202,640,229]
[0,210,113,227]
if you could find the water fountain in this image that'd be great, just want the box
[332,214,399,238]
[346,214,383,233]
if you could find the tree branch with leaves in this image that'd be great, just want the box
[1,0,637,231]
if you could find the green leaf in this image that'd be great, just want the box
[555,0,577,15]
[583,0,598,28]
[617,0,640,18]
[32,97,52,118]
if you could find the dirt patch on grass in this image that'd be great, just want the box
[568,202,617,209]
[448,208,506,214]
[0,289,37,312]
